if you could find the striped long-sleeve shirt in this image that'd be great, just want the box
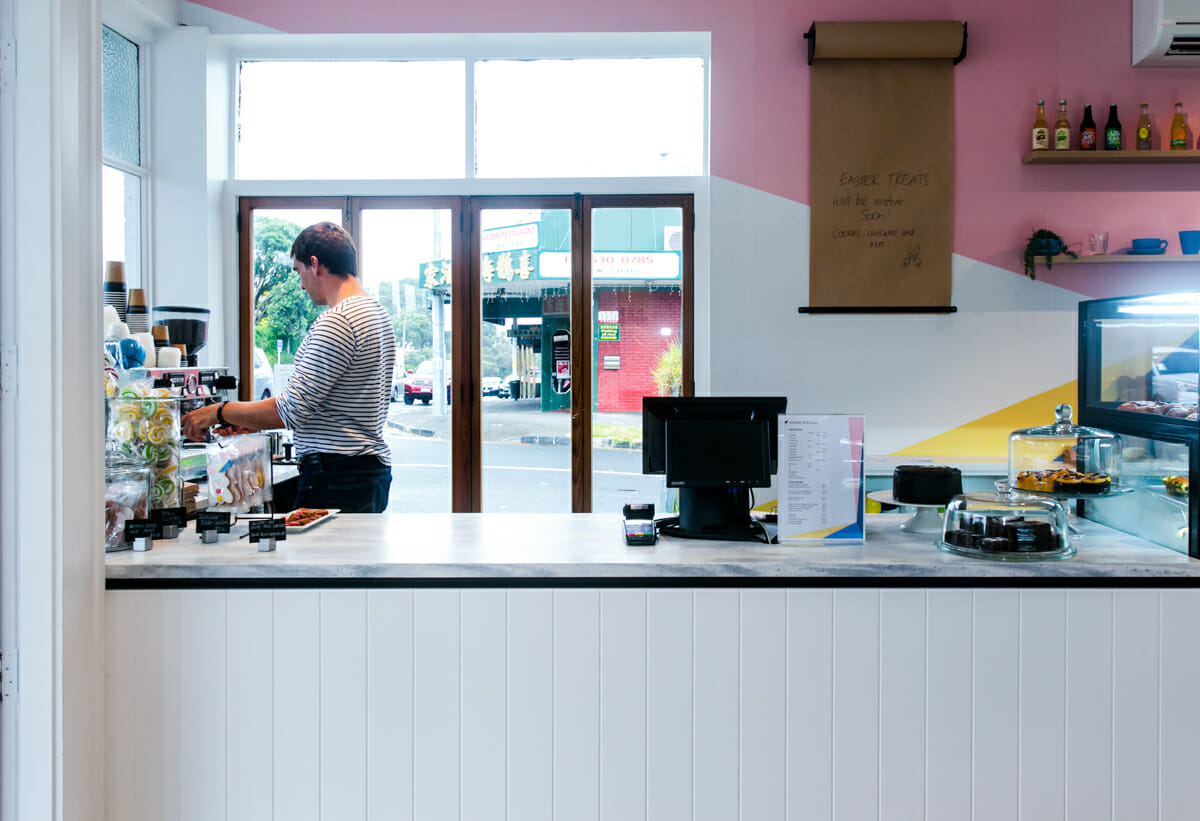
[276,295,396,463]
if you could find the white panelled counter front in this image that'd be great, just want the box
[105,514,1200,821]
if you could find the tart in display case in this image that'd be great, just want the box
[938,481,1073,561]
[1009,404,1124,496]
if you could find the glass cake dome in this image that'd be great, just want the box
[1007,404,1123,496]
[938,481,1073,561]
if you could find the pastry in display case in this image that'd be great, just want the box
[1077,292,1198,557]
[938,481,1073,561]
[1008,404,1124,497]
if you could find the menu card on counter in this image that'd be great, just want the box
[777,414,865,543]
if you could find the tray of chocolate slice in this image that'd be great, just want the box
[937,480,1075,562]
[1013,468,1132,500]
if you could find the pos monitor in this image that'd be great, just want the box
[642,396,787,542]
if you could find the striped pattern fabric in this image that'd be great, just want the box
[276,295,396,463]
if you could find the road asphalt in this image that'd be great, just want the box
[387,397,643,448]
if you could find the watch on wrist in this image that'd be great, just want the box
[216,401,229,426]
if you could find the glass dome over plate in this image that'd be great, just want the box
[938,481,1074,561]
[1008,403,1123,494]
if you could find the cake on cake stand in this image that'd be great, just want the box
[867,490,945,534]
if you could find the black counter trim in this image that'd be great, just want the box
[107,575,1200,590]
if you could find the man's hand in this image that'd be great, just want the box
[182,403,221,441]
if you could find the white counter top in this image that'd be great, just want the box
[104,512,1200,585]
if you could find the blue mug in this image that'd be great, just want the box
[1132,237,1168,251]
[1180,231,1200,255]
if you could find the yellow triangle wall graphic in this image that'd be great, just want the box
[891,381,1077,458]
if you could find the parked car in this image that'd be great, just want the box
[252,347,274,399]
[1148,346,1199,403]
[481,376,503,397]
[404,360,452,405]
[391,366,411,402]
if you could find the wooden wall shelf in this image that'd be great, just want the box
[1034,254,1200,264]
[1023,150,1200,165]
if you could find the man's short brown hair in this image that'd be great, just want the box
[290,222,357,277]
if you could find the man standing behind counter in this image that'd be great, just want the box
[182,222,396,512]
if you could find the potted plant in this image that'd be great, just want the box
[1022,229,1076,279]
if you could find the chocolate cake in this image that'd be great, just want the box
[892,465,963,505]
[945,514,1061,554]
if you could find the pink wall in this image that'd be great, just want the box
[198,0,1200,292]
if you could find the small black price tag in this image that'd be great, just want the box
[152,507,188,529]
[248,518,287,543]
[124,519,161,541]
[195,511,231,534]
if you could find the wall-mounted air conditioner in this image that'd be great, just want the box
[1134,0,1200,66]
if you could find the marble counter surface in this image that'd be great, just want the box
[105,512,1200,585]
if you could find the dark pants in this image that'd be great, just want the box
[295,453,392,513]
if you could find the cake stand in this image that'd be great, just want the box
[867,490,946,534]
[1015,484,1135,535]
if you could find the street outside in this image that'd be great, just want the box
[384,396,668,514]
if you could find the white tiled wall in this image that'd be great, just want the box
[106,588,1200,820]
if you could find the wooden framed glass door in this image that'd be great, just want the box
[238,193,693,513]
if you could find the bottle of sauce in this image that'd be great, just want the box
[1053,100,1071,150]
[1079,104,1097,150]
[1104,104,1122,150]
[1136,103,1153,150]
[1170,102,1187,150]
[1031,100,1049,150]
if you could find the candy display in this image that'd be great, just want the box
[106,385,182,510]
[206,433,272,511]
[104,457,150,552]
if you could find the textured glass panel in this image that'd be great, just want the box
[102,165,142,288]
[101,26,141,166]
[476,58,704,178]
[237,61,465,179]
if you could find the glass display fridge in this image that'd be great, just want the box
[1076,292,1198,557]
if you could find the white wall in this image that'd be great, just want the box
[1,0,105,819]
[150,24,224,364]
[107,586,1200,820]
[707,176,1085,453]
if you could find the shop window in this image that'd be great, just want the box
[474,58,704,178]
[236,61,466,180]
[101,25,146,288]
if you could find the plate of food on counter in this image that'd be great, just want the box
[283,507,338,532]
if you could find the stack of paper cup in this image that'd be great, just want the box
[151,325,170,356]
[132,332,156,367]
[103,261,127,322]
[103,305,121,336]
[125,288,149,335]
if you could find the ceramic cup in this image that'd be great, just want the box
[1131,237,1168,251]
[1180,231,1200,254]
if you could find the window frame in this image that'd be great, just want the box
[222,33,711,183]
